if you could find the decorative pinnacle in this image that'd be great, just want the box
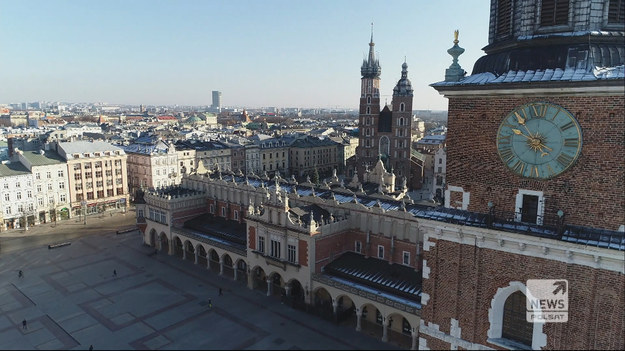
[370,22,374,44]
[454,29,459,44]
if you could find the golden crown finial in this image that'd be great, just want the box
[454,29,459,43]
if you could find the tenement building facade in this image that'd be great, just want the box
[423,0,624,349]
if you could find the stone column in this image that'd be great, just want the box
[182,247,187,260]
[285,285,291,297]
[332,299,339,320]
[356,309,363,332]
[382,318,389,342]
[411,329,418,350]
[233,268,238,281]
[247,270,254,290]
[194,250,198,264]
[266,278,272,296]
[219,258,224,275]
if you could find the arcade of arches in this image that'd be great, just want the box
[145,228,419,350]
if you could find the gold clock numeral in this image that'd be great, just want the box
[497,134,512,145]
[546,164,555,177]
[499,147,515,163]
[556,153,574,167]
[563,138,579,147]
[550,108,561,121]
[560,121,574,131]
[531,165,539,178]
[511,160,525,175]
[501,120,516,129]
[514,109,528,122]
[531,103,547,118]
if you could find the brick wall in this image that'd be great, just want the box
[446,95,624,230]
[298,239,308,267]
[314,230,420,272]
[422,237,625,349]
[248,226,256,250]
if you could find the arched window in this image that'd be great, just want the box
[367,96,371,104]
[502,291,533,347]
[399,117,404,126]
[400,102,405,112]
[487,281,547,349]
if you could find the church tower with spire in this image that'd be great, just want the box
[355,24,414,187]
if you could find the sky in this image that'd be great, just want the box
[0,0,491,110]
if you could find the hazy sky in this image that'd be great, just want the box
[0,0,490,110]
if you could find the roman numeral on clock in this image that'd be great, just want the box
[563,138,579,147]
[560,121,575,131]
[499,147,515,163]
[511,160,525,175]
[531,104,547,118]
[531,165,539,178]
[498,134,512,145]
[556,153,574,167]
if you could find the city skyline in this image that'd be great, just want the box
[0,0,490,110]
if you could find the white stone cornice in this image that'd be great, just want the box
[420,220,625,274]
[435,84,624,97]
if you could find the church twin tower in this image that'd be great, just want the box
[355,27,414,187]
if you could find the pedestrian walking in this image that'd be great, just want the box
[22,319,27,330]
[18,270,23,278]
[208,298,212,308]
[89,345,93,351]
[113,269,117,277]
[218,287,223,296]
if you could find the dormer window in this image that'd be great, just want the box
[495,0,512,39]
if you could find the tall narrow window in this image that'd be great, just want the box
[258,236,265,253]
[399,102,405,112]
[502,291,533,347]
[540,0,569,27]
[377,245,384,259]
[608,0,625,24]
[496,0,512,38]
[270,239,281,258]
[287,244,296,263]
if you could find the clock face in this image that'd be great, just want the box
[496,102,582,179]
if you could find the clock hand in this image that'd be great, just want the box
[514,113,535,137]
[512,129,533,140]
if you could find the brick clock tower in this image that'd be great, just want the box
[355,26,414,184]
[419,1,624,350]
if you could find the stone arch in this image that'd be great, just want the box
[183,240,195,261]
[221,253,234,278]
[359,302,384,339]
[251,266,267,292]
[235,259,248,284]
[285,278,306,310]
[196,244,207,266]
[386,312,412,349]
[159,232,169,254]
[172,236,183,258]
[487,281,546,350]
[208,249,220,272]
[313,287,334,321]
[268,272,284,298]
[335,294,357,326]
[149,228,157,247]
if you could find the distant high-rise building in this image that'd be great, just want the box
[211,91,222,111]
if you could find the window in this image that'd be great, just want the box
[377,245,384,259]
[258,236,265,253]
[496,0,512,38]
[97,190,104,198]
[59,182,65,189]
[38,197,44,206]
[400,102,405,112]
[137,209,144,218]
[3,183,7,189]
[76,194,84,201]
[210,204,215,213]
[234,210,239,220]
[502,291,533,347]
[60,194,66,202]
[87,192,94,200]
[85,172,92,178]
[48,183,53,190]
[540,0,569,27]
[221,207,227,217]
[96,181,103,187]
[74,173,82,180]
[107,189,113,197]
[355,241,362,254]
[366,106,370,114]
[608,0,625,24]
[86,182,93,189]
[367,96,371,104]
[287,244,296,263]
[16,192,21,200]
[4,193,8,201]
[403,251,410,265]
[58,170,64,177]
[36,173,41,180]
[16,182,20,188]
[95,171,102,178]
[270,239,281,258]
[47,171,51,179]
[27,190,32,198]
[28,203,33,211]
[75,183,82,191]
